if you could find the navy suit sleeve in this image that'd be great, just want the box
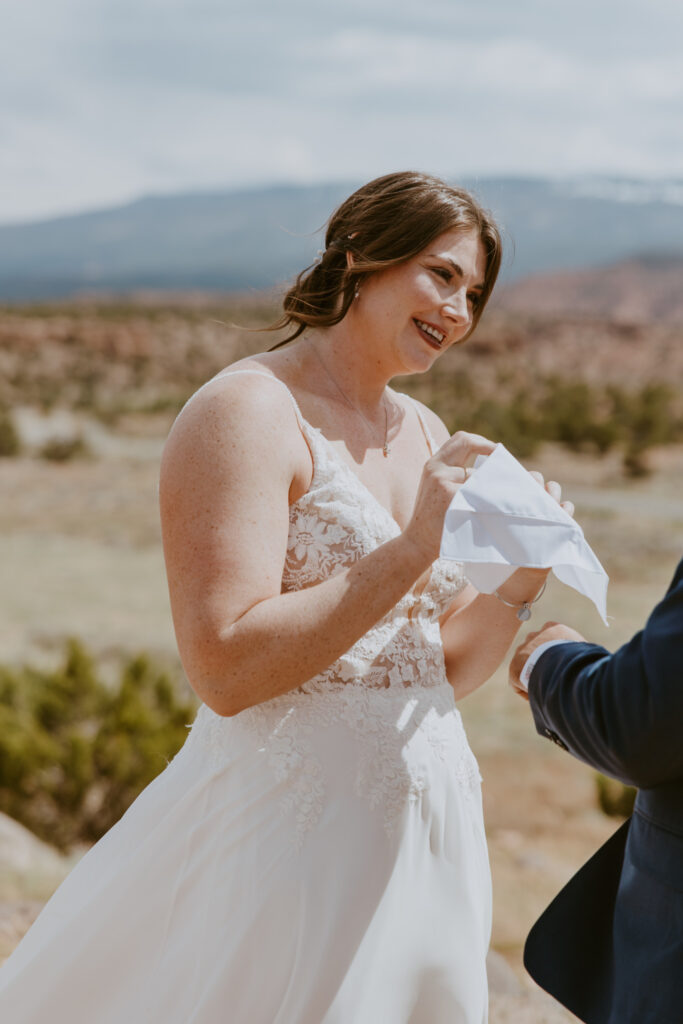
[528,559,683,789]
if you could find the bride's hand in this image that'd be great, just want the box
[402,430,497,564]
[527,470,575,519]
[402,445,576,567]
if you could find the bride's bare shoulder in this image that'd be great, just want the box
[161,356,308,484]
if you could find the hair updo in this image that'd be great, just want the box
[268,171,502,348]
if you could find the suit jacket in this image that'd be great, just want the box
[524,557,683,1024]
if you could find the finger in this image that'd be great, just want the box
[545,480,562,503]
[448,467,468,485]
[528,470,545,487]
[561,499,575,518]
[440,432,497,468]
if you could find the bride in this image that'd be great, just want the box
[0,171,570,1023]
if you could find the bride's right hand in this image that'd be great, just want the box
[402,431,497,564]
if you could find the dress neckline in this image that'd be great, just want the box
[300,419,406,534]
[211,367,435,536]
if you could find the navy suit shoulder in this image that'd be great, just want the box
[524,558,683,1023]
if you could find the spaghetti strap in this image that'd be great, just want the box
[403,393,438,456]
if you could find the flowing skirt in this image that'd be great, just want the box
[0,681,491,1023]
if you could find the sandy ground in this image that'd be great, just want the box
[1,432,682,1021]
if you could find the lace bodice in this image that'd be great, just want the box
[184,369,479,846]
[279,381,467,695]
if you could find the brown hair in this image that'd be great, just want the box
[267,171,502,349]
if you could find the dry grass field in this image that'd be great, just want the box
[1,303,682,1020]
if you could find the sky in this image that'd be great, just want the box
[2,0,683,225]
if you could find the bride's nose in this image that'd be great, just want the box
[441,290,471,327]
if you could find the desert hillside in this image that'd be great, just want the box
[1,301,681,416]
[494,256,683,323]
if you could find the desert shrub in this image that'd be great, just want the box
[40,435,89,462]
[446,378,681,473]
[0,405,20,456]
[609,383,682,477]
[463,389,543,458]
[611,383,680,448]
[595,773,637,818]
[0,640,198,852]
[539,379,621,454]
[622,442,651,479]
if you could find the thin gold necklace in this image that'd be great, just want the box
[310,342,391,457]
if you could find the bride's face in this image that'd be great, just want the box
[354,227,487,373]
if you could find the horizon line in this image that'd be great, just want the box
[4,171,683,232]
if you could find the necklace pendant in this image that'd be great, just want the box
[383,443,390,457]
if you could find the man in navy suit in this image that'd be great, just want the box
[508,557,683,1024]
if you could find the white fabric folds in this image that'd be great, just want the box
[440,444,609,625]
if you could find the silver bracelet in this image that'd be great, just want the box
[493,579,547,621]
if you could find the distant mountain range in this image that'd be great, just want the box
[2,177,683,302]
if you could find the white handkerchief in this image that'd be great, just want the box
[440,444,609,624]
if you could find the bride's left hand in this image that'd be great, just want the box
[527,470,575,519]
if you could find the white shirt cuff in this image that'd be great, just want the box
[519,640,571,691]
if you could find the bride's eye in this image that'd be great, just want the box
[431,266,452,282]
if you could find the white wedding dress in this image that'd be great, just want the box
[0,370,491,1023]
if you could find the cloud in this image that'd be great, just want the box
[1,0,682,222]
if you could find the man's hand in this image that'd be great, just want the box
[509,621,586,700]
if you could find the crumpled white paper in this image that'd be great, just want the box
[440,444,609,625]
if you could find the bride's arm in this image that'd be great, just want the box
[439,569,550,701]
[160,376,489,718]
